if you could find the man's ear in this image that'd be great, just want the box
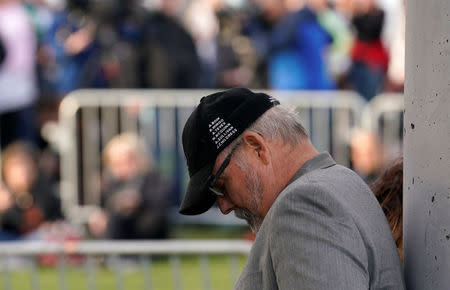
[241,131,269,164]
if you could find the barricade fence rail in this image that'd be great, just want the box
[0,240,252,290]
[361,93,405,161]
[1,89,404,226]
[53,89,371,225]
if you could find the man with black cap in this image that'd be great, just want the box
[180,88,404,289]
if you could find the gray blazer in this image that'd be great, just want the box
[234,153,405,290]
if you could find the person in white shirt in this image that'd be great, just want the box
[0,0,38,147]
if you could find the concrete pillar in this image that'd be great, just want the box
[404,0,450,289]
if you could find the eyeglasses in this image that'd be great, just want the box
[208,141,242,197]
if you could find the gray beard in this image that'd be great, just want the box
[235,208,263,233]
[233,164,264,233]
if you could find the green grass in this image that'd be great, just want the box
[0,254,247,290]
[0,226,251,289]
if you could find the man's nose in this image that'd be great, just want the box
[217,197,235,215]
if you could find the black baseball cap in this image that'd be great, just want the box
[179,88,280,215]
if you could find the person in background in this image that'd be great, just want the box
[38,0,95,98]
[0,184,16,240]
[0,33,5,65]
[0,142,63,240]
[370,157,403,261]
[183,0,250,88]
[386,0,404,92]
[85,0,148,89]
[88,133,171,240]
[0,0,38,147]
[140,0,201,88]
[246,0,335,90]
[349,129,384,184]
[183,0,221,88]
[348,0,389,101]
[317,0,353,88]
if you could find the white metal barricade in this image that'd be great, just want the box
[0,240,252,290]
[49,89,365,225]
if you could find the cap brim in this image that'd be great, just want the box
[179,163,217,215]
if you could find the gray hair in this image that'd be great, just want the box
[247,104,308,144]
[220,105,308,158]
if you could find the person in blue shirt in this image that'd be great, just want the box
[39,1,95,97]
[245,0,335,90]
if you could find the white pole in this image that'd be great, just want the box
[404,0,450,289]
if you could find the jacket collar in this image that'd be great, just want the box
[287,152,336,186]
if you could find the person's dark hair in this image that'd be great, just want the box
[370,157,403,261]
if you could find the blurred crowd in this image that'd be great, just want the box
[0,0,405,242]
